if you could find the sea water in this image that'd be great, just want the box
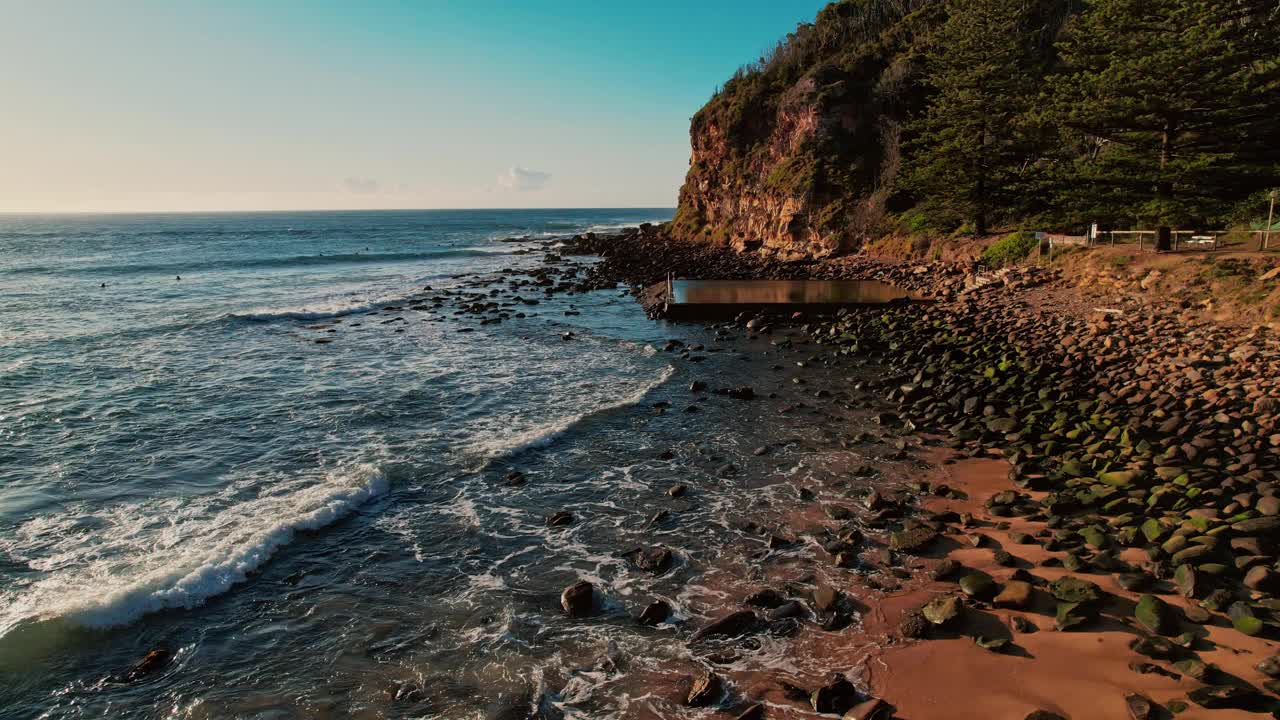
[0,209,898,719]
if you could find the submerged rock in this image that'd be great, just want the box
[121,648,170,682]
[638,600,672,626]
[628,546,674,574]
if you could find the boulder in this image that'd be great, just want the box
[1049,576,1101,604]
[994,581,1033,608]
[959,572,997,599]
[687,670,722,707]
[1134,595,1171,635]
[638,600,672,625]
[691,610,758,642]
[561,581,594,618]
[922,595,963,625]
[1125,693,1154,720]
[811,677,860,715]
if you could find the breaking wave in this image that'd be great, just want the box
[0,465,388,638]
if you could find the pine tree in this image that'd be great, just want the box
[904,0,1056,235]
[1047,0,1280,249]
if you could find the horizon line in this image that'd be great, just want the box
[0,206,678,218]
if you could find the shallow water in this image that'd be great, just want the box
[0,210,913,719]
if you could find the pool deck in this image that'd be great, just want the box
[645,278,926,320]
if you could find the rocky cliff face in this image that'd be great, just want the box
[670,0,935,259]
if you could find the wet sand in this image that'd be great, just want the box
[865,451,1279,720]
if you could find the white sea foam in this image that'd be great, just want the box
[227,300,386,322]
[0,465,388,636]
[465,366,674,460]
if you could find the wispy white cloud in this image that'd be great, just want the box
[343,177,383,194]
[497,166,551,192]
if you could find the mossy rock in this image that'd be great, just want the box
[1135,594,1171,635]
[1049,576,1102,604]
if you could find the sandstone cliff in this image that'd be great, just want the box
[670,0,935,259]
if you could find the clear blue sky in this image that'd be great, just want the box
[0,0,829,213]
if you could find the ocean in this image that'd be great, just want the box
[0,209,886,719]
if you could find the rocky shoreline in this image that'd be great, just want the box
[565,226,1280,719]
[291,223,1280,718]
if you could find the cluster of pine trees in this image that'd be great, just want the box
[905,0,1280,249]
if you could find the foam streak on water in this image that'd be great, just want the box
[0,465,388,634]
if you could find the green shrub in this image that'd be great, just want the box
[980,231,1039,268]
[900,207,932,234]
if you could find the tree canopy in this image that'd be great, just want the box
[1046,0,1280,246]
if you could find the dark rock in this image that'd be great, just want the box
[1010,615,1038,633]
[546,511,574,527]
[1173,564,1197,597]
[768,601,806,621]
[994,581,1033,608]
[745,589,787,609]
[1232,517,1280,535]
[1188,685,1266,710]
[1257,655,1280,677]
[1172,658,1212,681]
[639,600,672,625]
[899,610,929,639]
[813,584,839,612]
[1184,604,1211,624]
[1055,601,1094,631]
[890,527,937,552]
[1129,661,1180,680]
[1134,594,1171,635]
[810,677,860,715]
[1124,693,1154,720]
[922,595,963,625]
[1048,576,1102,604]
[124,648,170,681]
[959,572,997,599]
[687,670,722,707]
[692,610,758,642]
[629,546,674,574]
[561,581,594,618]
[1116,573,1151,592]
[932,558,961,580]
[1244,565,1280,593]
[1129,635,1177,660]
[844,698,891,720]
[716,386,755,400]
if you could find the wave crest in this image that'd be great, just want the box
[0,465,388,637]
